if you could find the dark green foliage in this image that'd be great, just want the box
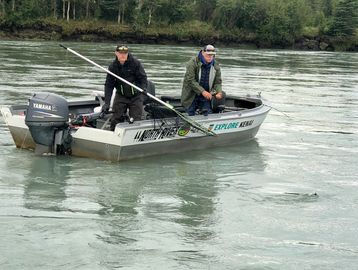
[0,0,356,46]
[8,0,48,19]
[330,0,358,36]
[195,0,217,21]
[154,0,194,24]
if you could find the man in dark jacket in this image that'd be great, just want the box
[103,45,148,130]
[181,44,223,116]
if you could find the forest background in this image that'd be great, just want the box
[0,0,357,51]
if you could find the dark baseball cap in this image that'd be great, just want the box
[116,45,129,53]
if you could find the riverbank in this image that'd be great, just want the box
[1,19,357,51]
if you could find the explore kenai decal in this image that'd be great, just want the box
[239,120,254,128]
[209,120,254,131]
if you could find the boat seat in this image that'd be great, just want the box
[144,103,184,119]
[160,95,181,106]
[160,95,181,102]
[92,91,115,113]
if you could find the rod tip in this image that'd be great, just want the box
[59,44,67,50]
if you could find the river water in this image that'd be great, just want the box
[0,40,357,269]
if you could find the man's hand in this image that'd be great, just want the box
[215,92,223,99]
[202,90,212,100]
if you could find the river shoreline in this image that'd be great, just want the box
[1,20,357,51]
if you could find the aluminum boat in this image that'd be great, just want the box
[1,91,270,161]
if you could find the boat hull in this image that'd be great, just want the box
[70,125,261,161]
[1,95,270,161]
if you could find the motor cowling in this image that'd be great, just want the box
[25,92,70,155]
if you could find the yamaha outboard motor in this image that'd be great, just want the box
[25,92,71,155]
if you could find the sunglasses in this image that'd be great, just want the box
[116,45,129,53]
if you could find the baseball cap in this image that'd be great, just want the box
[116,45,129,53]
[203,44,216,55]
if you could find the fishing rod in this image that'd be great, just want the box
[59,44,216,136]
[255,91,291,119]
[266,105,292,119]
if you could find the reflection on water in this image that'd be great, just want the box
[84,140,267,268]
[95,169,145,246]
[23,157,70,212]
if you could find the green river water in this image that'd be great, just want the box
[0,40,357,269]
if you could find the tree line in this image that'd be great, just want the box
[0,0,357,45]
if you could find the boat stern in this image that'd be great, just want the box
[1,105,36,150]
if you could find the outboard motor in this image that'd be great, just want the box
[25,92,71,155]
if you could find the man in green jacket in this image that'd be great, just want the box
[181,44,223,116]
